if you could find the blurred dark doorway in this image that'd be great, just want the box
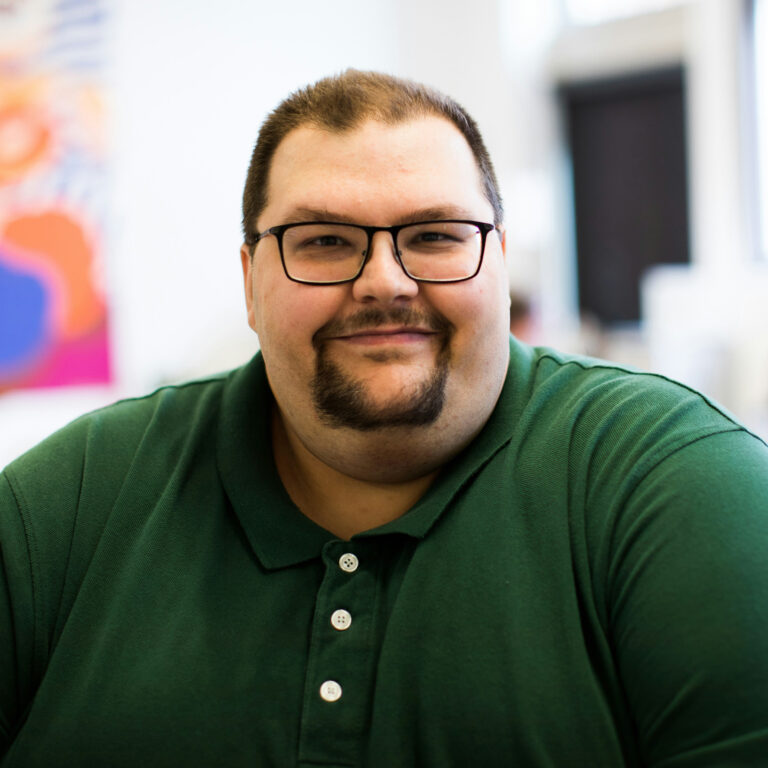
[561,67,691,325]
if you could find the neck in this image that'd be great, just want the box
[271,408,438,540]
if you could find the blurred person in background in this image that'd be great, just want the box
[508,290,534,342]
[1,70,767,767]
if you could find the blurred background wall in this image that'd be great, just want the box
[1,0,767,467]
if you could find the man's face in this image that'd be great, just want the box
[241,116,510,472]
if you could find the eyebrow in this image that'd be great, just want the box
[282,205,479,226]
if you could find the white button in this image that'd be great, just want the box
[339,553,359,572]
[330,609,352,631]
[320,680,342,702]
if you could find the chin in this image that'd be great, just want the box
[312,361,448,432]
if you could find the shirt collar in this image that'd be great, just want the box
[217,338,531,569]
[217,355,332,570]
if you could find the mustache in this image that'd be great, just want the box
[313,307,453,345]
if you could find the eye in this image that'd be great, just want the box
[306,235,349,248]
[287,227,363,266]
[286,225,361,253]
[415,231,456,243]
[403,223,471,251]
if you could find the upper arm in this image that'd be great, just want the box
[0,419,91,759]
[608,429,768,766]
[0,472,36,757]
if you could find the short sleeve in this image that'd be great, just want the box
[608,429,768,766]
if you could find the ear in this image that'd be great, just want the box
[498,227,507,261]
[240,243,259,334]
[497,229,511,312]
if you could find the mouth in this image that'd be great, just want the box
[332,327,438,346]
[312,308,452,353]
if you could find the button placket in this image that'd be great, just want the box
[298,542,377,766]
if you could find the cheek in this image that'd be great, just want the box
[474,259,511,336]
[255,279,345,360]
[427,278,509,382]
[432,280,506,344]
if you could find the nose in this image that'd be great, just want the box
[351,231,419,303]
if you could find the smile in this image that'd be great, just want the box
[332,327,438,346]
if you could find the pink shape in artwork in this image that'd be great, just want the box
[28,323,111,388]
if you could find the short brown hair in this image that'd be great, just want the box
[242,70,503,248]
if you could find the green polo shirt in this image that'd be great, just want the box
[2,339,768,767]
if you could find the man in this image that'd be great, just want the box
[1,71,767,767]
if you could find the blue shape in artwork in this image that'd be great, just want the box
[0,252,49,373]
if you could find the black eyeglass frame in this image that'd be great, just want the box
[249,219,499,285]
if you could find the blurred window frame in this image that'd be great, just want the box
[750,0,768,261]
[563,0,688,26]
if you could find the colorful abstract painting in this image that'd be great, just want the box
[0,0,111,392]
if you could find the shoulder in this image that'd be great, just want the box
[4,371,232,491]
[1,369,237,567]
[525,345,757,442]
[504,343,767,509]
[0,369,240,657]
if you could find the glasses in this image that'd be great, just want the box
[250,220,498,285]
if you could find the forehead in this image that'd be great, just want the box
[259,116,491,227]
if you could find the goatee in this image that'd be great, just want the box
[311,307,452,431]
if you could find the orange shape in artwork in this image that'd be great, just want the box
[3,210,104,339]
[0,104,52,185]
